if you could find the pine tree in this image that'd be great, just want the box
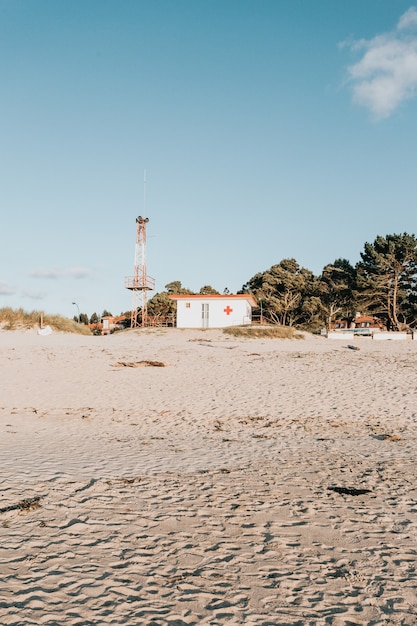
[356,233,417,330]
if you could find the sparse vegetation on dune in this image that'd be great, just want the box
[0,309,307,338]
[223,325,304,339]
[0,308,92,334]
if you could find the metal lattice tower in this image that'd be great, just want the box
[124,216,155,328]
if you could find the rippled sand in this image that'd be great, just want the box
[1,328,417,625]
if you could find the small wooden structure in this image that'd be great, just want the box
[331,314,386,335]
[88,315,127,335]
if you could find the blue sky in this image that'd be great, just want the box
[1,0,416,319]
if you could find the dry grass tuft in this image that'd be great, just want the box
[223,325,304,339]
[0,307,91,335]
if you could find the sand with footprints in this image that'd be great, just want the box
[1,327,417,625]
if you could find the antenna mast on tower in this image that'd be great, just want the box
[124,173,155,327]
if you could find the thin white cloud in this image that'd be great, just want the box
[68,267,91,279]
[344,7,417,119]
[29,267,92,279]
[21,289,47,300]
[398,7,417,30]
[0,281,15,295]
[29,269,61,279]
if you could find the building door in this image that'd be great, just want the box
[201,303,209,328]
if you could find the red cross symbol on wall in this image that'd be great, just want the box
[224,306,233,315]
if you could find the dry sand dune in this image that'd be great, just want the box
[1,328,417,625]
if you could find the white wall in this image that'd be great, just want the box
[176,298,252,328]
[327,331,354,340]
[372,332,408,341]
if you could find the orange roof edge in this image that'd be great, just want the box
[169,294,257,306]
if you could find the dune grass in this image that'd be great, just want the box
[0,308,92,334]
[223,324,304,339]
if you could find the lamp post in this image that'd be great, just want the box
[72,301,80,324]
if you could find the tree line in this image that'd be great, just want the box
[76,233,417,332]
[146,233,417,332]
[73,310,113,326]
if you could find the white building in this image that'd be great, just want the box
[169,294,257,329]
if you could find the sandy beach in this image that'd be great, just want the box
[1,327,417,625]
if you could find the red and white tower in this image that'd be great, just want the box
[124,216,155,327]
